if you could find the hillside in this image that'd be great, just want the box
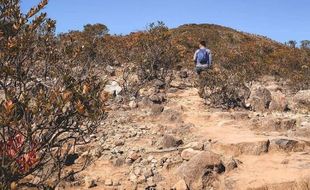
[1,1,310,189]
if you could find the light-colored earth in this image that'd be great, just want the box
[63,87,310,190]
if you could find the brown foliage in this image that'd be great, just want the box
[0,1,105,189]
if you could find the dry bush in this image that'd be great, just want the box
[0,1,105,189]
[130,22,179,84]
[197,65,251,109]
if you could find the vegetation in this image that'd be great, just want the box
[0,0,104,189]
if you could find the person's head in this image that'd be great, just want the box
[199,41,206,48]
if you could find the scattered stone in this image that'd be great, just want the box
[222,157,239,172]
[184,142,204,150]
[64,153,79,166]
[147,177,156,187]
[105,178,113,186]
[153,80,166,89]
[84,176,97,188]
[106,65,116,76]
[129,100,138,109]
[149,93,167,104]
[114,139,125,146]
[143,168,154,178]
[104,81,122,96]
[113,157,125,167]
[129,173,138,183]
[128,152,141,161]
[179,71,188,79]
[172,179,188,190]
[150,104,165,115]
[137,175,146,184]
[113,179,121,186]
[181,148,203,161]
[158,135,183,149]
[281,159,290,165]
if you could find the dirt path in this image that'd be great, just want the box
[165,88,310,189]
[67,87,310,190]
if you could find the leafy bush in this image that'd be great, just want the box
[0,0,105,189]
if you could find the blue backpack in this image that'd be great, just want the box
[196,49,210,65]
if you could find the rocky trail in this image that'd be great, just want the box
[63,85,310,190]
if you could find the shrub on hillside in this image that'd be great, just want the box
[130,22,179,83]
[0,1,105,189]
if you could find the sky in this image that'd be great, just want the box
[21,0,310,43]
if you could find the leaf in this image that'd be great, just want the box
[75,100,85,114]
[4,100,14,114]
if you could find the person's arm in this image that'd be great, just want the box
[209,50,212,65]
[193,50,198,64]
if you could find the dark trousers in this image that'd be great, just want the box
[195,67,209,75]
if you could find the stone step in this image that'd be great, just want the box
[221,152,310,190]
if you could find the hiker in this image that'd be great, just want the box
[193,41,212,74]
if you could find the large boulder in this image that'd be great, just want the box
[181,148,203,161]
[212,140,270,156]
[247,87,272,112]
[104,81,122,96]
[177,151,225,189]
[289,90,310,113]
[269,91,288,111]
[262,117,297,132]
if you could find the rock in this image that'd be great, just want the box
[177,151,225,189]
[113,157,125,167]
[269,91,288,111]
[106,65,116,76]
[248,87,272,112]
[222,157,239,172]
[184,142,204,150]
[129,173,138,183]
[212,140,270,156]
[150,104,164,115]
[289,90,310,113]
[105,178,113,186]
[64,153,79,166]
[114,139,125,146]
[128,152,141,161]
[181,148,203,161]
[113,179,120,186]
[149,93,167,104]
[147,177,156,187]
[143,168,154,178]
[153,79,166,89]
[129,100,138,109]
[270,138,305,152]
[161,109,182,122]
[137,175,146,184]
[172,179,188,190]
[262,117,297,132]
[158,135,183,149]
[84,176,97,188]
[104,81,122,96]
[179,71,188,79]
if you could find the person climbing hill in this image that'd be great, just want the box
[193,41,212,74]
